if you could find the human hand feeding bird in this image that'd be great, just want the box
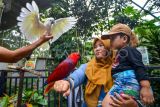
[17,1,77,49]
[44,52,81,95]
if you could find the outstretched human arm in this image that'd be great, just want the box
[0,32,52,63]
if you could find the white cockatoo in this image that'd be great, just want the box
[17,1,77,49]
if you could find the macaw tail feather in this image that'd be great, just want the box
[44,82,55,95]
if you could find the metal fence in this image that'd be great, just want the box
[0,70,68,107]
[0,66,160,107]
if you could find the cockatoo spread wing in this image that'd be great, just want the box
[51,17,77,43]
[17,1,46,42]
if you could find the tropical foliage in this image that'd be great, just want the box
[0,0,160,106]
[0,89,47,107]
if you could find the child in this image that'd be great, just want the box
[101,23,154,107]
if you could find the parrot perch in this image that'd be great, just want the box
[17,1,77,49]
[44,52,81,94]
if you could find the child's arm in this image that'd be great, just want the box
[140,80,154,105]
[127,47,148,81]
[126,47,154,104]
[140,80,150,88]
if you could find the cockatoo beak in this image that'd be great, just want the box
[51,20,55,24]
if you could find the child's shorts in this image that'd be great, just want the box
[108,70,140,99]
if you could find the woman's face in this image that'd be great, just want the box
[94,40,107,59]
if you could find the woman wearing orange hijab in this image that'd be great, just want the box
[53,38,139,107]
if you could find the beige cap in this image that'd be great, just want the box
[101,23,132,39]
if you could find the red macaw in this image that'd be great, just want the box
[44,52,80,94]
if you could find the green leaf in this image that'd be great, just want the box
[32,93,39,101]
[0,96,9,107]
[37,99,48,106]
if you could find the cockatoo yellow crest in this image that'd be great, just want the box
[17,1,77,49]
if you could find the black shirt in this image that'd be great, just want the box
[112,46,149,82]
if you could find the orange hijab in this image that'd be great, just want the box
[85,38,115,107]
